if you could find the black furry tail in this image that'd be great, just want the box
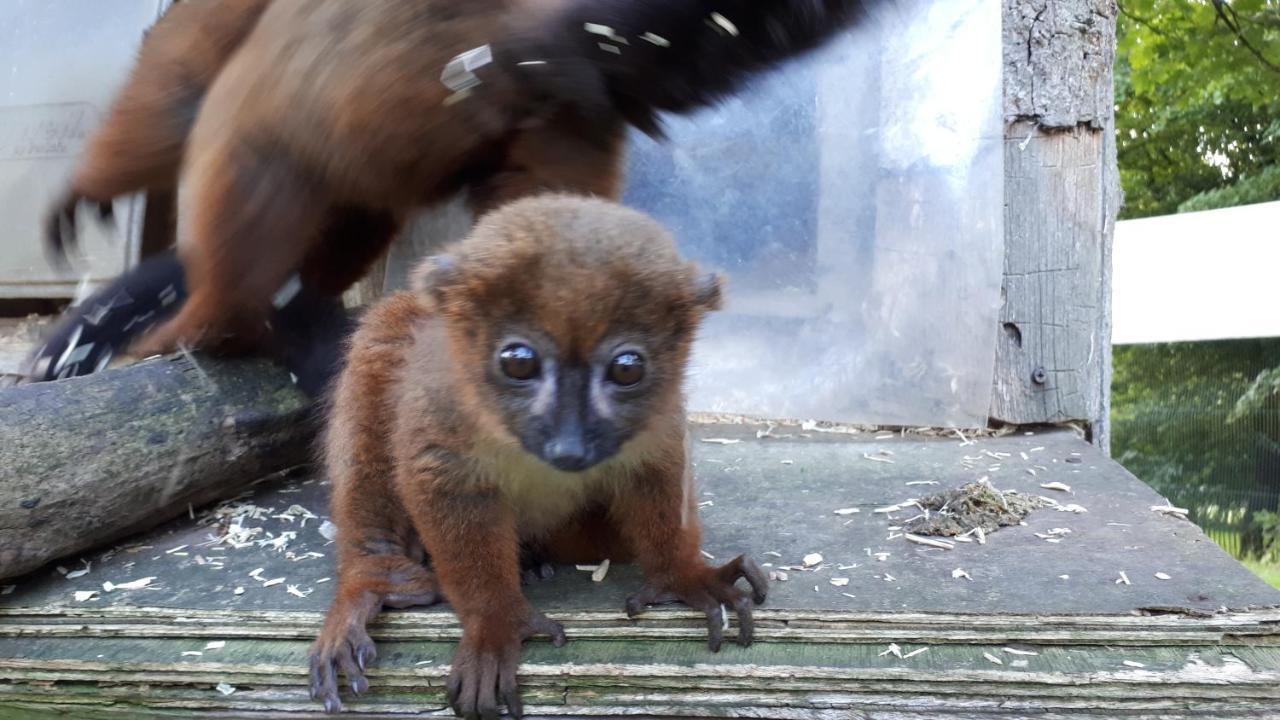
[510,0,884,135]
[24,249,188,383]
[21,249,354,399]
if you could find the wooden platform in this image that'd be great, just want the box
[1,426,1278,718]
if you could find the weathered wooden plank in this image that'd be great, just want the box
[4,428,1275,617]
[1003,0,1117,129]
[992,126,1113,435]
[994,0,1121,446]
[1,635,1278,717]
[0,355,314,580]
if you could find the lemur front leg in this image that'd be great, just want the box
[403,467,566,720]
[614,453,769,651]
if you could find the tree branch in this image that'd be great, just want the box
[1212,0,1280,76]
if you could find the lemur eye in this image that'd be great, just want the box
[607,352,646,386]
[499,344,540,381]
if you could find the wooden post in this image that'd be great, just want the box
[992,0,1120,451]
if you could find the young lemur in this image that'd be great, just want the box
[27,0,885,396]
[313,194,767,718]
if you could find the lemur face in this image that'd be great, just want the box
[484,328,658,472]
[413,194,723,473]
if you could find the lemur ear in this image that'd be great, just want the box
[410,255,461,305]
[691,271,723,313]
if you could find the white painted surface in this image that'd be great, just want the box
[1112,201,1280,345]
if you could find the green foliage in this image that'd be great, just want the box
[1111,339,1280,558]
[1252,509,1280,563]
[1115,0,1280,219]
[1180,165,1280,213]
[1233,366,1280,422]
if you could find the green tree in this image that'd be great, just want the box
[1115,0,1280,219]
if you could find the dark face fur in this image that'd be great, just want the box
[482,325,667,472]
[415,194,722,474]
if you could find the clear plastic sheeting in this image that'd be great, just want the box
[623,0,1004,428]
[0,0,167,297]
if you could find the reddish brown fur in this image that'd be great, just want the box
[59,0,626,357]
[315,196,767,717]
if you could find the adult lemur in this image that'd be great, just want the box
[26,0,885,396]
[314,194,765,718]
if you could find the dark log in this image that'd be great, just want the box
[0,355,315,580]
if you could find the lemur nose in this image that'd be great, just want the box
[545,437,589,472]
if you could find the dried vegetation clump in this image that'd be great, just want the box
[904,481,1046,537]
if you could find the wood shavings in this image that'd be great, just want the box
[65,568,90,580]
[640,32,670,47]
[829,577,850,587]
[700,550,715,560]
[1122,660,1146,668]
[1039,482,1071,492]
[1003,647,1039,656]
[234,587,245,595]
[1058,574,1070,580]
[763,551,782,557]
[182,651,203,657]
[881,573,896,582]
[103,576,155,592]
[1116,571,1131,585]
[840,592,856,599]
[698,500,714,508]
[591,559,611,582]
[73,590,99,602]
[983,652,1004,665]
[1154,572,1172,580]
[833,507,860,515]
[205,641,226,650]
[780,459,794,465]
[905,533,954,550]
[597,42,621,54]
[316,577,331,584]
[862,452,895,464]
[287,584,313,598]
[440,44,492,96]
[873,552,891,561]
[248,568,265,581]
[319,521,338,541]
[0,585,14,595]
[952,568,972,581]
[1052,503,1088,514]
[584,22,628,46]
[708,12,739,36]
[905,480,939,486]
[769,570,789,582]
[166,544,189,554]
[274,504,319,525]
[1151,504,1190,518]
[878,643,903,658]
[700,437,741,445]
[802,553,823,567]
[415,660,435,665]
[215,682,237,696]
[262,577,285,588]
[902,647,929,659]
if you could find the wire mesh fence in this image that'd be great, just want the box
[1111,338,1280,563]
